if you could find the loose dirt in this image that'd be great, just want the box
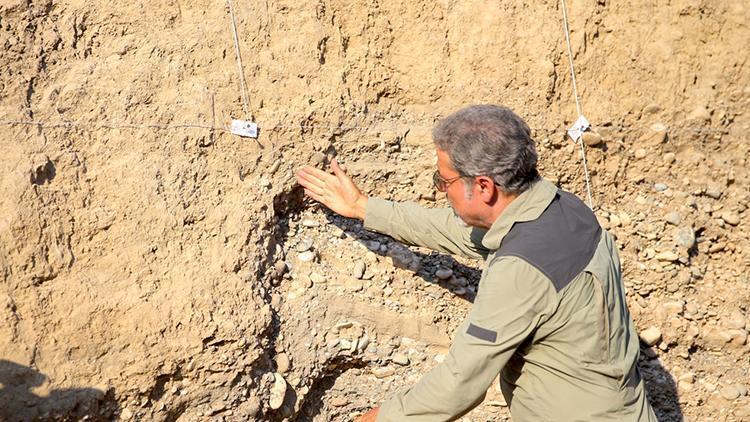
[1,0,749,421]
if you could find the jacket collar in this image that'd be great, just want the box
[481,179,558,250]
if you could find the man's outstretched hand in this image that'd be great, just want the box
[296,159,368,220]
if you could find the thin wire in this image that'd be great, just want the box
[561,0,583,118]
[560,0,593,209]
[0,119,731,135]
[227,0,251,120]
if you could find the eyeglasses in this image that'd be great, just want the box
[432,170,462,192]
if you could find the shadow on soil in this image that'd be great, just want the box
[640,353,684,421]
[0,360,119,422]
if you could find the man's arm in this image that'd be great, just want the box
[377,257,556,421]
[364,198,489,260]
[296,160,489,260]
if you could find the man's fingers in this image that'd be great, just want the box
[299,180,326,197]
[300,166,336,184]
[303,188,325,203]
[297,169,331,191]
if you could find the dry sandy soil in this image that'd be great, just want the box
[1,0,749,420]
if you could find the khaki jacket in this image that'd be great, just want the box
[364,179,657,422]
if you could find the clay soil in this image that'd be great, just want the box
[1,0,749,421]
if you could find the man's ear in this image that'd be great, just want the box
[475,176,497,203]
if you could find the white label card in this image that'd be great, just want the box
[567,115,590,142]
[230,119,258,138]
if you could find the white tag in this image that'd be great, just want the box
[230,119,258,138]
[567,115,590,142]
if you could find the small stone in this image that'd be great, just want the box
[728,310,747,330]
[268,159,282,175]
[274,261,287,278]
[664,212,681,226]
[728,329,748,346]
[296,237,313,252]
[703,326,733,350]
[298,251,316,263]
[678,373,695,384]
[643,103,661,114]
[662,152,676,164]
[674,227,696,249]
[387,244,421,272]
[720,385,741,401]
[655,251,679,262]
[705,186,723,199]
[275,353,290,374]
[301,219,319,228]
[352,261,366,279]
[330,396,349,407]
[330,226,345,238]
[640,326,662,346]
[357,335,370,353]
[654,183,668,192]
[371,367,395,378]
[736,384,749,397]
[269,373,287,410]
[581,131,603,147]
[121,408,133,420]
[346,278,364,292]
[609,214,622,227]
[366,240,381,251]
[688,105,711,122]
[339,338,352,350]
[435,268,453,280]
[720,212,740,226]
[644,123,667,145]
[391,353,410,366]
[309,272,326,284]
[634,148,648,159]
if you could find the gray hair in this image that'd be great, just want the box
[432,105,540,195]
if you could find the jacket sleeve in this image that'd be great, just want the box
[377,257,556,421]
[363,197,490,260]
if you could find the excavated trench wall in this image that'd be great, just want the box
[1,0,748,420]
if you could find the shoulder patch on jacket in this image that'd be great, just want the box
[496,190,601,292]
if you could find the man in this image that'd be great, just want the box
[296,105,656,421]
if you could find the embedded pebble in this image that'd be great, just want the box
[720,385,742,401]
[330,397,349,407]
[664,212,681,226]
[640,326,662,346]
[371,367,395,378]
[120,408,133,420]
[298,251,316,262]
[654,183,668,192]
[391,353,410,366]
[581,131,603,147]
[634,148,648,159]
[352,261,366,279]
[366,240,381,251]
[301,219,319,228]
[269,373,287,410]
[435,268,453,280]
[309,272,326,284]
[720,212,740,226]
[674,227,696,249]
[296,237,314,252]
[705,186,723,199]
[655,251,679,262]
[662,152,676,164]
[275,353,290,374]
